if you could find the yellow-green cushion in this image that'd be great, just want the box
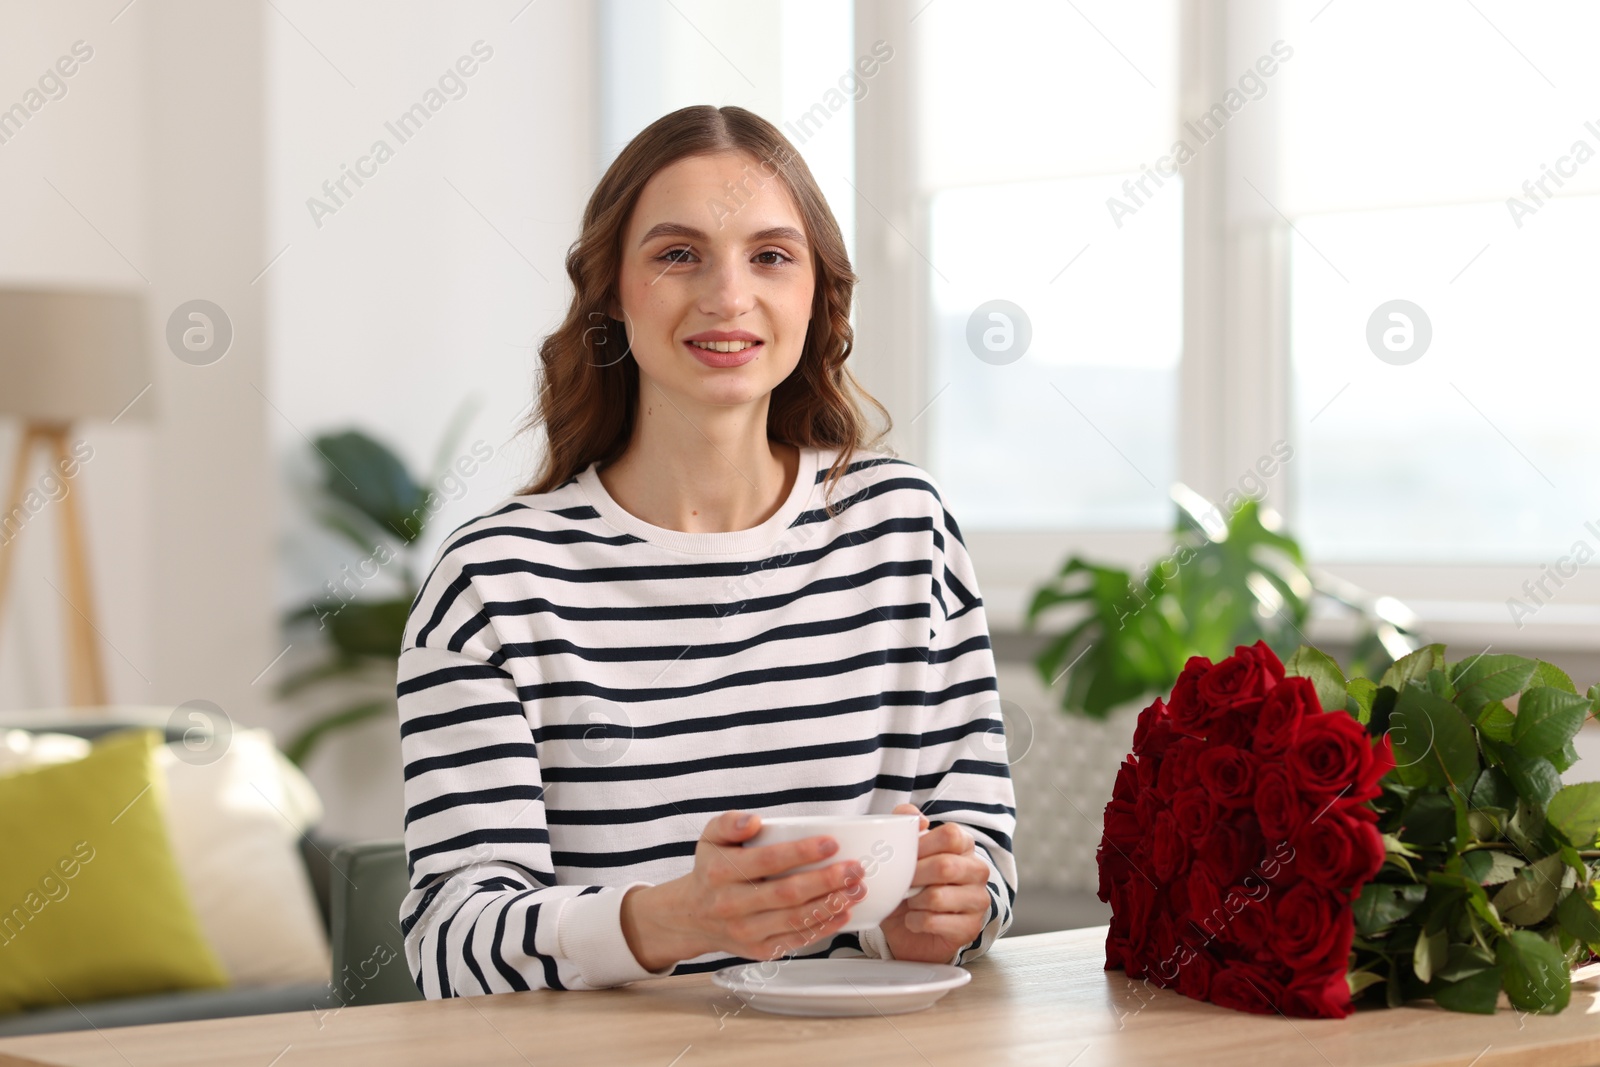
[0,727,227,1014]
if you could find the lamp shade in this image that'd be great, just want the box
[0,288,151,423]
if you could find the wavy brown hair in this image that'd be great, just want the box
[516,104,892,516]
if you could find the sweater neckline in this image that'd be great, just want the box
[576,444,821,556]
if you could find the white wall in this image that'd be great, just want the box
[0,0,275,740]
[265,0,597,838]
[0,0,600,842]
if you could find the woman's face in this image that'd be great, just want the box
[614,150,815,414]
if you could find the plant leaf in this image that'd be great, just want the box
[312,430,429,544]
[1412,926,1446,984]
[1354,882,1428,935]
[1475,702,1515,744]
[1462,849,1526,886]
[1496,930,1570,1014]
[1347,969,1385,996]
[1346,677,1378,724]
[1490,854,1565,925]
[1530,659,1578,694]
[1500,749,1564,810]
[1389,683,1482,792]
[1432,966,1503,1014]
[1555,888,1600,944]
[1511,686,1591,760]
[1450,653,1537,714]
[1546,782,1600,849]
[1283,645,1348,714]
[1379,643,1446,692]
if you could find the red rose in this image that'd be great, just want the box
[1171,787,1216,839]
[1151,810,1189,881]
[1200,817,1263,886]
[1167,655,1216,735]
[1208,702,1262,749]
[1273,881,1354,973]
[1226,894,1272,957]
[1197,745,1256,809]
[1254,676,1318,757]
[1133,697,1170,752]
[1157,737,1205,797]
[1209,962,1284,1014]
[1290,809,1385,894]
[1282,968,1354,1019]
[1111,758,1139,804]
[1288,713,1377,801]
[1359,732,1396,800]
[1197,641,1284,715]
[1102,798,1140,847]
[1135,749,1161,791]
[1178,862,1224,940]
[1135,787,1163,831]
[1105,929,1129,972]
[1253,764,1310,844]
[1176,947,1218,1001]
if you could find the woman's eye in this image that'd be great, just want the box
[658,247,695,264]
[755,250,792,266]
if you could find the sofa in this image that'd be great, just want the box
[0,713,363,1036]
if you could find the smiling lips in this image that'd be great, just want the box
[684,330,763,368]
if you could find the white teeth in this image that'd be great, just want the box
[689,340,758,353]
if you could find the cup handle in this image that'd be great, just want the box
[901,825,933,899]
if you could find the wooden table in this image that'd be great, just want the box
[1,928,1597,1067]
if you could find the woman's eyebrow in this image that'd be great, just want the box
[638,222,808,247]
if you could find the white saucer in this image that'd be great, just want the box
[711,958,971,1017]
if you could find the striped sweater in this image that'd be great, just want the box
[396,443,1018,996]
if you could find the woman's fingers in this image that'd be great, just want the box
[899,882,989,915]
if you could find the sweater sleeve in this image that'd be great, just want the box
[396,542,676,995]
[858,488,1019,966]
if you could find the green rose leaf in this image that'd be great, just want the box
[1555,888,1600,944]
[1451,653,1538,714]
[1354,882,1428,935]
[1379,643,1446,692]
[1461,849,1525,886]
[1496,930,1571,1014]
[1346,677,1378,725]
[1475,702,1515,744]
[1389,684,1482,791]
[1347,969,1385,997]
[1284,645,1348,716]
[1432,966,1503,1014]
[1500,748,1563,811]
[1546,782,1600,849]
[1490,854,1565,926]
[1511,686,1591,760]
[1530,659,1578,695]
[1412,926,1447,984]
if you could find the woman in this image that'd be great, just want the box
[397,104,1017,995]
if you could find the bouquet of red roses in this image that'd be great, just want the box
[1099,641,1600,1018]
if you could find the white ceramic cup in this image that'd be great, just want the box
[741,813,928,933]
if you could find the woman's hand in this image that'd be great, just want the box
[620,810,865,971]
[877,803,993,964]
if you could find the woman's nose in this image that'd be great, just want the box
[698,259,755,320]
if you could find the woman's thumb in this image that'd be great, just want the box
[707,810,759,844]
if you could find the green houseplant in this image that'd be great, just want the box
[1024,485,1418,719]
[278,409,483,765]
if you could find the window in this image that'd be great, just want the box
[1280,0,1600,564]
[915,0,1183,530]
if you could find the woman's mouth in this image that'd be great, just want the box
[685,339,762,367]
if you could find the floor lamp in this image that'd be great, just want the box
[0,288,150,708]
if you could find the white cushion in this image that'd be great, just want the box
[0,724,332,988]
[152,729,332,987]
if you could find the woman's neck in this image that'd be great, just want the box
[596,404,799,535]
